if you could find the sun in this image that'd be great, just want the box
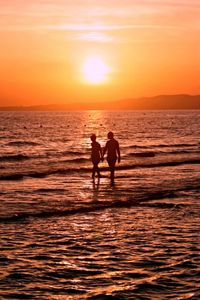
[83,56,109,84]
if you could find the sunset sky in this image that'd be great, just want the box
[0,0,200,106]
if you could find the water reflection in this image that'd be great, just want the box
[92,178,100,202]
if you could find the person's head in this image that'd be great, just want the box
[108,131,114,139]
[90,134,96,142]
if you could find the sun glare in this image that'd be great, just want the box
[83,56,109,84]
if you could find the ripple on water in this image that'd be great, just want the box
[0,202,199,299]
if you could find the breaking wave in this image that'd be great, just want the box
[0,157,200,181]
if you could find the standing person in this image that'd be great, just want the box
[90,134,103,179]
[103,132,121,184]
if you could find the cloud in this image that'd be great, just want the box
[47,23,185,31]
[0,0,199,39]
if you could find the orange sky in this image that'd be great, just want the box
[0,0,200,106]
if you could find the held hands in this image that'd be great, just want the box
[118,157,121,164]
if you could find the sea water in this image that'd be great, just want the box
[0,111,200,299]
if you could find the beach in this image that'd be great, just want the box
[0,110,200,299]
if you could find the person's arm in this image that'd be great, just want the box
[117,142,121,163]
[99,145,103,161]
[102,142,108,159]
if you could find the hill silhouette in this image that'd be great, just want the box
[0,94,200,110]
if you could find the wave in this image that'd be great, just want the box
[129,145,150,149]
[1,157,200,181]
[154,143,198,148]
[0,190,181,223]
[62,151,85,156]
[64,157,89,163]
[129,152,156,157]
[128,149,198,157]
[0,154,29,162]
[0,168,77,181]
[0,150,197,165]
[129,143,198,149]
[34,188,66,194]
[163,150,198,155]
[6,141,39,146]
[1,179,198,223]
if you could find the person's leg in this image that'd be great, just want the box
[92,163,95,179]
[96,164,102,177]
[94,163,98,177]
[93,159,101,178]
[93,163,101,178]
[108,158,116,183]
[110,166,115,181]
[110,164,115,185]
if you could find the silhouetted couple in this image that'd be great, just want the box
[90,132,121,185]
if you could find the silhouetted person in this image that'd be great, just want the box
[90,134,103,179]
[103,132,121,184]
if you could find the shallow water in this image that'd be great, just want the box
[0,111,200,299]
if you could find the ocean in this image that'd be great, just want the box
[0,110,200,299]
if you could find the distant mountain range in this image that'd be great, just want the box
[0,94,200,110]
